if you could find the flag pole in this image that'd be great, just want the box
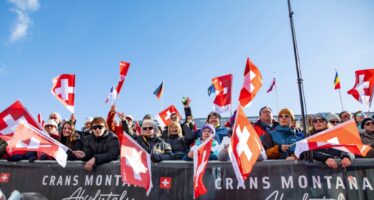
[338,89,344,111]
[161,80,164,110]
[287,0,311,160]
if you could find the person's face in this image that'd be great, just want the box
[329,119,340,126]
[278,114,292,127]
[91,123,106,137]
[62,123,74,137]
[49,114,60,124]
[84,121,91,129]
[186,116,193,123]
[260,108,273,123]
[355,112,365,123]
[44,125,57,134]
[341,112,351,122]
[313,118,327,131]
[126,117,133,126]
[208,115,219,127]
[202,128,212,141]
[364,120,374,132]
[168,124,179,135]
[142,125,154,137]
[170,114,179,122]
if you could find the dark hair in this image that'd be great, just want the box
[259,106,272,116]
[206,111,221,122]
[339,110,350,118]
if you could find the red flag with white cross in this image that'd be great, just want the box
[159,177,172,189]
[347,69,374,107]
[212,74,233,113]
[120,131,153,196]
[0,100,43,141]
[193,135,213,199]
[51,74,75,113]
[154,105,182,129]
[0,173,10,183]
[229,105,263,187]
[239,57,263,108]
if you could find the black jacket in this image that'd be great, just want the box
[82,130,120,165]
[301,148,355,163]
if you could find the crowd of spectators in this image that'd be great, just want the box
[0,98,373,171]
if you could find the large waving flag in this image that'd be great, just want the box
[212,74,233,113]
[0,100,44,141]
[121,131,152,196]
[193,135,213,199]
[229,105,264,187]
[153,81,164,100]
[238,58,263,108]
[334,71,341,90]
[154,105,182,129]
[347,69,374,107]
[294,120,371,158]
[51,74,75,113]
[115,61,131,97]
[6,120,68,167]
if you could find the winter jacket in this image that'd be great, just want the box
[253,120,279,139]
[360,130,374,147]
[301,148,355,163]
[0,139,7,158]
[82,130,120,165]
[164,127,195,160]
[185,137,220,161]
[60,132,83,160]
[262,125,304,159]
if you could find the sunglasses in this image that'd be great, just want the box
[365,122,374,126]
[342,115,351,118]
[279,114,290,119]
[329,120,339,124]
[92,125,104,130]
[142,126,154,131]
[313,118,325,123]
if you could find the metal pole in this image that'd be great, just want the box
[287,0,311,160]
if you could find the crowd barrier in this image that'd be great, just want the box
[1,159,374,200]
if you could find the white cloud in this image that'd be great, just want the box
[8,0,40,42]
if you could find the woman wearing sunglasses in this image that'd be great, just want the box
[262,108,304,160]
[73,117,120,171]
[301,113,354,169]
[359,118,374,158]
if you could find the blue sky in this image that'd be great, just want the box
[0,0,373,128]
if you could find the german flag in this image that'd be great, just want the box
[334,71,341,90]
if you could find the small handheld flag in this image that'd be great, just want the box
[153,81,164,100]
[334,71,341,90]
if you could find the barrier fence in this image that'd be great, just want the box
[1,159,374,199]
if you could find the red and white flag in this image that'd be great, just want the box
[347,69,374,107]
[51,74,75,113]
[0,100,44,141]
[266,76,276,93]
[115,61,131,99]
[193,135,213,199]
[294,120,371,158]
[6,120,68,167]
[154,105,182,129]
[229,105,263,187]
[212,74,233,113]
[239,58,263,108]
[120,132,152,196]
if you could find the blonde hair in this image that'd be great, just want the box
[168,121,182,137]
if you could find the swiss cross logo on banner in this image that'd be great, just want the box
[0,173,10,183]
[159,177,172,189]
[51,74,75,113]
[154,105,182,129]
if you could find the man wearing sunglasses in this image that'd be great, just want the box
[359,118,374,158]
[73,117,120,171]
[253,106,279,139]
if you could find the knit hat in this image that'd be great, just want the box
[278,108,295,121]
[45,120,58,128]
[361,118,374,129]
[201,124,216,135]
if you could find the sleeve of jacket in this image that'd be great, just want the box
[121,119,134,136]
[182,124,195,147]
[106,110,116,132]
[94,136,120,165]
[261,133,280,159]
[340,150,355,162]
[300,150,333,163]
[184,106,192,119]
[82,138,94,161]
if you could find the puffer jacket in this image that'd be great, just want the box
[262,125,304,159]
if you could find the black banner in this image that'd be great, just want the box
[1,159,374,199]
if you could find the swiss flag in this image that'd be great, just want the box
[239,58,263,108]
[115,61,131,98]
[193,135,213,199]
[0,173,10,183]
[6,120,68,167]
[0,100,43,141]
[229,105,263,187]
[154,105,182,129]
[294,120,372,158]
[51,74,75,113]
[121,131,153,196]
[212,74,233,113]
[159,177,172,189]
[347,69,374,107]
